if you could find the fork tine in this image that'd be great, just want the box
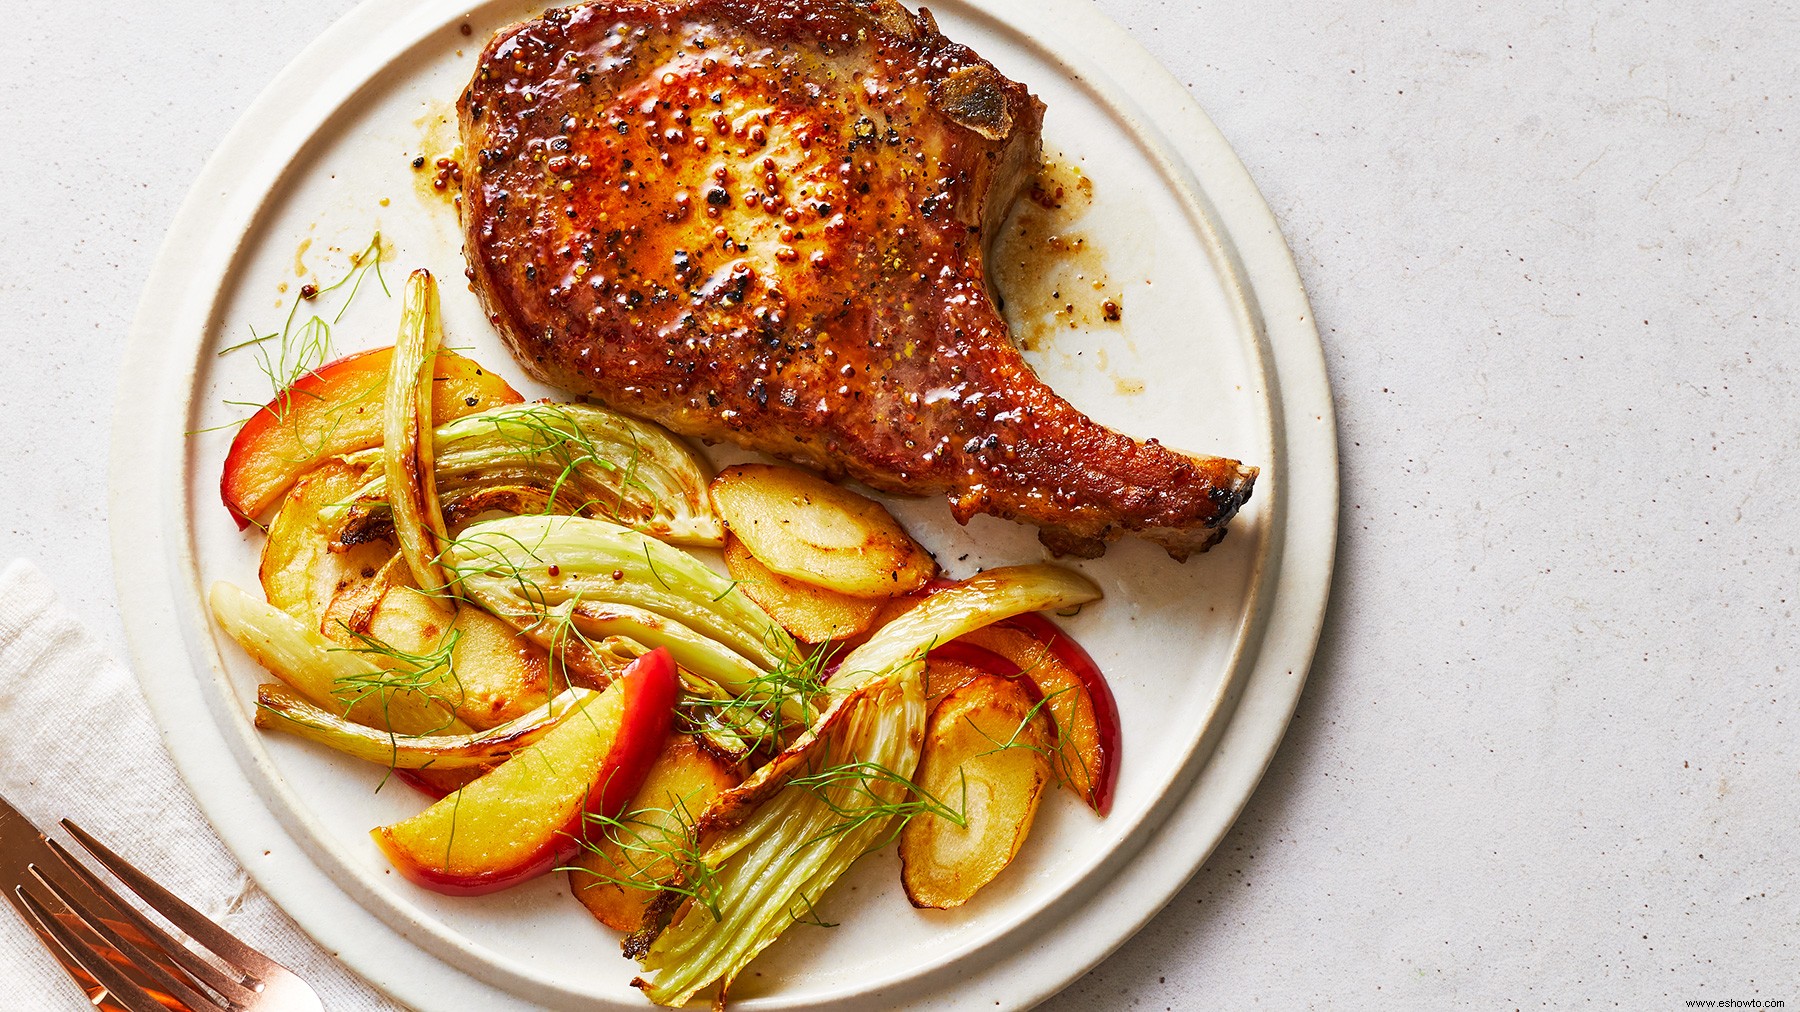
[30,858,224,1012]
[5,885,111,1006]
[14,884,168,1012]
[61,819,284,979]
[44,836,261,1007]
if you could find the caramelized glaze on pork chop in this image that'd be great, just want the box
[459,0,1256,558]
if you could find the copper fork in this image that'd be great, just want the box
[2,798,323,1012]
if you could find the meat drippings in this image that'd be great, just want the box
[990,157,1123,351]
[412,101,465,206]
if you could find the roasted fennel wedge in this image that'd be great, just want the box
[254,683,597,768]
[336,402,722,547]
[209,581,470,736]
[438,515,808,717]
[629,564,1101,1007]
[382,268,452,592]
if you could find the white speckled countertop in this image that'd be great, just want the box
[2,2,1794,1008]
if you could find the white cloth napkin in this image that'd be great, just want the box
[0,559,401,1011]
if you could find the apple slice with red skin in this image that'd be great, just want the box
[371,647,677,896]
[1001,612,1122,814]
[926,616,1120,815]
[569,733,743,933]
[221,346,521,528]
[862,580,1120,813]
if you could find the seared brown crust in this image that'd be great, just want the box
[459,0,1256,557]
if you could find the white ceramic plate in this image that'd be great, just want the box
[110,0,1335,1007]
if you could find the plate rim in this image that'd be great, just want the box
[108,0,1337,1007]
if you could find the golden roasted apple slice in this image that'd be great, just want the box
[900,674,1053,909]
[721,535,881,643]
[921,652,987,713]
[259,459,394,634]
[371,647,678,896]
[710,464,935,598]
[220,346,520,528]
[569,734,742,933]
[935,621,1120,814]
[318,552,404,645]
[360,584,553,729]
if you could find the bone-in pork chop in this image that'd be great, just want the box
[459,0,1256,558]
